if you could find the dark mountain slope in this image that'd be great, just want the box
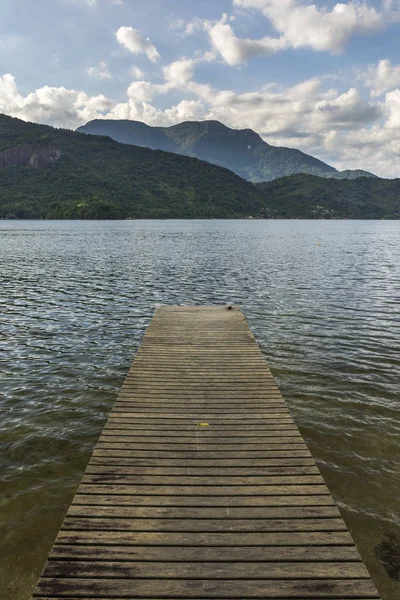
[0,114,264,219]
[76,119,339,182]
[257,174,400,219]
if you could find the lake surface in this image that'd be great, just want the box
[1,219,400,600]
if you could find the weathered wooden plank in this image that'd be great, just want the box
[115,398,286,403]
[49,544,361,562]
[106,413,292,420]
[101,426,300,435]
[88,457,317,467]
[55,530,355,546]
[106,418,296,425]
[91,448,315,468]
[61,517,347,532]
[111,407,288,413]
[126,369,274,375]
[122,390,282,396]
[115,395,287,400]
[128,363,270,368]
[66,505,340,519]
[133,348,262,352]
[100,427,299,435]
[97,436,304,445]
[85,466,319,476]
[72,494,337,507]
[123,373,277,378]
[95,443,307,452]
[91,450,313,460]
[99,436,300,444]
[121,382,280,387]
[77,484,330,496]
[114,398,286,403]
[81,474,324,486]
[34,578,379,598]
[101,427,300,434]
[113,404,287,410]
[43,560,370,580]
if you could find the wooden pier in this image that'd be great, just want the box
[32,306,380,599]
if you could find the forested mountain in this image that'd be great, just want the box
[0,114,263,219]
[257,174,400,219]
[0,114,398,220]
[77,119,376,182]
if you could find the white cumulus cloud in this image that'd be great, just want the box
[163,58,195,86]
[361,59,400,97]
[161,54,216,88]
[163,100,207,122]
[206,14,286,65]
[384,88,400,129]
[314,87,381,128]
[116,26,160,62]
[201,0,385,65]
[87,61,112,80]
[126,81,157,103]
[0,74,112,128]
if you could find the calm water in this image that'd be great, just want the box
[1,219,400,600]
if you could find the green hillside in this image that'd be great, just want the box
[1,114,399,220]
[257,174,400,219]
[0,114,264,219]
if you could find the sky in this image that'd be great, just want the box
[1,0,400,177]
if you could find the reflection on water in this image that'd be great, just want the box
[0,219,399,600]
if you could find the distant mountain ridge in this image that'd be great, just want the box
[321,169,379,180]
[76,119,376,182]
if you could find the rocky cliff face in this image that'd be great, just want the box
[0,144,61,169]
